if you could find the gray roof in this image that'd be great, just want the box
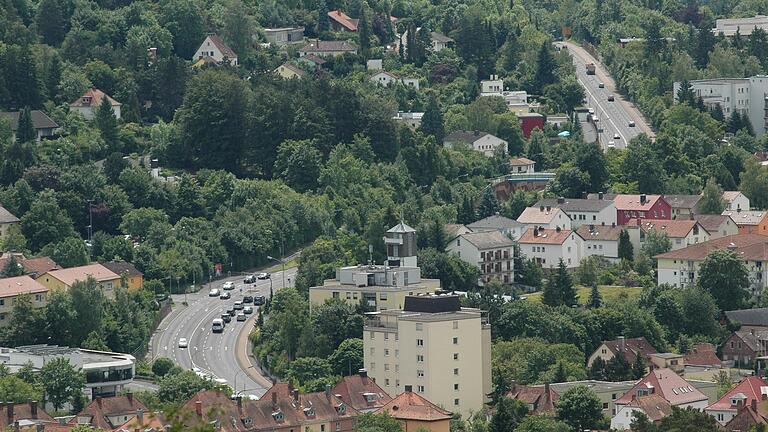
[725,308,768,327]
[664,194,702,209]
[444,130,491,145]
[0,110,59,131]
[694,214,733,232]
[535,198,613,213]
[388,221,416,233]
[460,231,515,249]
[467,214,523,231]
[300,40,357,53]
[430,32,454,43]
[0,205,20,224]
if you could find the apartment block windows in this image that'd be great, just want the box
[416,323,423,331]
[416,339,424,346]
[417,385,425,393]
[453,321,458,329]
[417,355,424,362]
[417,370,425,377]
[453,337,458,345]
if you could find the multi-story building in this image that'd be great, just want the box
[0,276,48,326]
[673,76,768,136]
[517,227,584,269]
[466,213,526,241]
[517,205,572,231]
[626,218,710,251]
[385,221,418,268]
[664,195,702,219]
[535,197,616,229]
[37,263,122,298]
[722,210,768,235]
[706,376,768,425]
[609,194,672,225]
[363,294,492,418]
[445,231,515,284]
[575,224,624,262]
[723,191,750,212]
[713,16,768,36]
[694,214,739,239]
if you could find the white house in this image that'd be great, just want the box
[263,27,305,46]
[480,75,503,94]
[370,71,420,90]
[392,112,424,129]
[0,110,59,142]
[193,34,238,65]
[575,224,623,262]
[70,88,121,120]
[517,206,572,231]
[694,214,739,239]
[723,191,750,212]
[299,40,357,57]
[443,130,508,157]
[705,376,768,425]
[611,395,672,430]
[509,157,535,174]
[429,32,454,51]
[517,227,584,269]
[467,213,526,240]
[445,231,515,285]
[535,197,616,229]
[626,219,710,251]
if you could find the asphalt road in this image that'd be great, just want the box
[151,266,297,400]
[556,41,655,149]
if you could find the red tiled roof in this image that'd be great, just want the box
[655,234,768,261]
[627,219,704,239]
[601,337,658,364]
[506,384,558,414]
[517,228,574,245]
[328,10,358,31]
[70,88,121,107]
[207,34,237,58]
[626,394,672,421]
[332,374,392,412]
[683,343,721,367]
[615,368,707,406]
[613,194,666,211]
[70,395,148,430]
[707,376,768,412]
[43,263,120,286]
[723,404,768,431]
[509,157,535,166]
[376,390,452,421]
[249,383,358,430]
[0,401,53,428]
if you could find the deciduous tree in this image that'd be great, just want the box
[698,249,749,310]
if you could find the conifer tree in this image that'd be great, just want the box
[478,187,500,219]
[35,0,66,46]
[588,283,602,309]
[316,0,329,33]
[95,95,118,150]
[618,230,633,261]
[632,352,646,379]
[542,273,561,307]
[357,1,371,59]
[15,107,36,144]
[419,96,444,144]
[557,259,577,306]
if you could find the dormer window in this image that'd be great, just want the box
[304,407,315,417]
[272,411,284,422]
[364,393,376,403]
[336,403,346,414]
[243,417,253,426]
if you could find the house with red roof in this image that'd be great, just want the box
[505,383,558,415]
[706,376,768,425]
[683,343,722,368]
[517,227,584,269]
[70,394,148,430]
[587,336,658,370]
[721,400,768,431]
[610,194,672,225]
[626,218,710,251]
[328,10,358,32]
[70,88,122,120]
[332,370,392,413]
[0,401,53,430]
[194,34,238,66]
[611,394,673,430]
[375,386,452,432]
[613,368,708,410]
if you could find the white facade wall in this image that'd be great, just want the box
[446,236,480,268]
[518,209,572,232]
[564,204,617,229]
[519,234,584,269]
[706,409,737,426]
[611,406,645,431]
[480,78,503,94]
[583,238,620,262]
[726,193,750,212]
[472,135,508,157]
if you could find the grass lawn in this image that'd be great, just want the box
[267,257,298,273]
[525,285,643,304]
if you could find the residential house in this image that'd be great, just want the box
[367,59,383,70]
[722,210,768,235]
[664,195,702,219]
[429,32,454,52]
[70,88,122,120]
[328,10,358,32]
[723,191,750,212]
[112,408,166,432]
[721,329,766,366]
[37,263,121,297]
[332,370,392,413]
[509,157,535,174]
[0,401,53,430]
[376,387,452,432]
[517,206,572,231]
[363,294,492,418]
[0,276,48,326]
[0,110,59,142]
[575,224,624,262]
[648,353,685,374]
[695,214,739,239]
[626,218,710,251]
[70,394,147,430]
[608,194,672,225]
[0,205,19,237]
[536,197,617,229]
[445,231,515,284]
[370,71,419,90]
[722,401,768,432]
[517,227,584,269]
[0,253,59,278]
[683,343,722,368]
[506,383,558,415]
[274,63,306,79]
[480,75,503,94]
[655,234,768,294]
[706,376,768,425]
[725,307,768,331]
[713,15,768,36]
[101,261,143,291]
[613,368,709,417]
[544,380,638,416]
[392,112,424,129]
[516,112,545,137]
[297,53,327,68]
[443,224,471,241]
[263,27,305,46]
[193,34,238,65]
[611,394,673,430]
[467,213,526,240]
[587,336,658,369]
[443,130,508,157]
[299,40,357,57]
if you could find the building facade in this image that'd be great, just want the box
[70,88,122,120]
[517,206,572,231]
[0,276,48,326]
[445,231,515,284]
[37,264,121,297]
[264,27,305,46]
[535,197,616,229]
[517,227,584,269]
[722,210,768,235]
[575,224,624,262]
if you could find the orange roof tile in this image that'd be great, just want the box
[0,275,48,298]
[626,394,672,421]
[517,228,575,245]
[0,401,53,428]
[70,395,148,430]
[332,373,392,412]
[627,218,705,238]
[707,376,768,412]
[43,264,120,286]
[328,10,358,31]
[615,368,707,406]
[613,194,666,211]
[376,389,452,422]
[70,88,121,108]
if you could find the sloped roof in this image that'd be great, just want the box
[388,221,416,233]
[300,40,357,53]
[626,394,672,421]
[655,234,768,261]
[517,206,567,225]
[732,330,767,352]
[723,210,767,226]
[459,231,515,249]
[376,390,452,421]
[723,191,746,203]
[444,130,490,145]
[467,214,522,231]
[328,10,358,31]
[0,276,48,298]
[695,214,735,233]
[517,228,574,245]
[707,376,768,412]
[101,261,143,278]
[601,337,658,364]
[443,224,469,239]
[302,54,326,65]
[683,343,721,367]
[70,395,148,429]
[615,368,707,406]
[255,383,358,430]
[206,34,237,58]
[331,374,392,412]
[664,194,702,209]
[0,205,19,224]
[723,403,768,431]
[613,194,666,211]
[536,198,613,213]
[70,88,121,108]
[43,263,120,286]
[506,384,558,414]
[0,401,53,428]
[276,63,306,77]
[726,308,768,327]
[429,32,453,43]
[575,225,624,241]
[0,110,59,131]
[627,218,705,239]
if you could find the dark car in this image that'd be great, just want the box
[254,296,266,306]
[227,308,236,316]
[607,95,615,101]
[243,274,256,284]
[221,313,232,323]
[243,295,253,303]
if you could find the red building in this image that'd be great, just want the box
[611,194,672,225]
[516,112,544,138]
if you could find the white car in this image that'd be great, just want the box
[222,281,235,290]
[178,338,188,348]
[208,288,220,297]
[608,141,616,148]
[257,273,270,280]
[243,306,253,315]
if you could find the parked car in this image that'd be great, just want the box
[222,281,235,290]
[233,301,244,310]
[219,292,231,300]
[243,306,253,315]
[607,95,615,101]
[236,313,247,322]
[178,338,188,348]
[243,296,253,303]
[254,296,266,306]
[598,82,605,88]
[221,313,232,323]
[257,273,270,280]
[208,288,220,297]
[628,121,635,127]
[243,274,256,284]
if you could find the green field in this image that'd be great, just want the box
[525,285,643,304]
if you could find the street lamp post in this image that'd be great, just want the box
[266,256,285,289]
[86,199,94,246]
[234,365,254,395]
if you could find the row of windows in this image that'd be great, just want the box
[0,294,45,307]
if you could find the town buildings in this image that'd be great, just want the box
[506,383,558,415]
[70,88,122,120]
[363,294,491,418]
[70,394,148,429]
[0,206,19,238]
[445,231,515,284]
[299,40,357,57]
[713,15,768,36]
[509,157,536,174]
[274,63,306,80]
[694,214,739,239]
[377,386,452,432]
[535,197,617,229]
[328,10,358,32]
[626,218,710,251]
[331,370,392,413]
[721,329,766,366]
[575,224,624,262]
[101,261,144,291]
[0,276,48,326]
[0,110,59,142]
[587,337,658,369]
[723,191,750,212]
[606,194,672,225]
[664,195,702,219]
[611,394,672,430]
[517,227,583,269]
[706,376,768,425]
[517,206,572,231]
[263,27,305,46]
[722,210,768,235]
[37,263,122,297]
[466,213,526,240]
[193,34,238,65]
[443,130,508,157]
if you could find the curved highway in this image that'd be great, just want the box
[151,266,297,399]
[556,41,655,149]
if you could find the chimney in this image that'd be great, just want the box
[618,336,626,351]
[7,403,13,423]
[599,192,604,200]
[589,224,594,232]
[582,191,588,199]
[127,392,133,404]
[474,130,480,136]
[533,227,539,237]
[539,205,545,212]
[557,197,565,204]
[359,368,368,379]
[753,398,758,411]
[325,384,332,397]
[546,205,551,212]
[640,194,647,205]
[404,385,413,393]
[136,408,144,425]
[30,401,37,419]
[195,401,202,418]
[292,389,299,403]
[96,397,102,408]
[612,222,616,228]
[272,391,278,406]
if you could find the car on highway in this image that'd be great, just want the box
[598,82,605,88]
[592,116,599,122]
[257,272,270,280]
[219,291,231,300]
[178,338,188,348]
[233,301,244,310]
[613,133,621,140]
[212,318,225,333]
[243,295,253,303]
[243,306,253,315]
[608,141,616,148]
[221,313,232,323]
[607,95,615,102]
[236,313,246,322]
[597,127,604,133]
[254,296,266,306]
[243,274,256,283]
[226,308,235,316]
[628,121,635,127]
[208,288,220,297]
[222,281,235,290]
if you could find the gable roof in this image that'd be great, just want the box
[276,63,306,77]
[600,337,658,364]
[506,384,558,414]
[429,32,453,43]
[627,218,705,239]
[388,221,416,233]
[626,394,673,422]
[509,157,535,166]
[612,194,667,211]
[723,210,768,226]
[707,376,768,412]
[575,225,624,241]
[655,234,768,261]
[517,206,567,225]
[731,330,768,352]
[328,10,358,31]
[0,255,59,278]
[443,224,469,239]
[723,191,746,203]
[101,261,143,278]
[536,198,614,213]
[376,390,452,421]
[458,231,515,249]
[71,395,148,429]
[300,40,357,53]
[723,403,768,431]
[683,343,721,367]
[695,214,735,233]
[206,34,237,59]
[664,194,702,209]
[615,368,707,406]
[0,276,48,298]
[301,54,327,65]
[444,130,491,145]
[43,263,120,286]
[467,214,523,231]
[726,308,768,327]
[517,228,575,245]
[0,401,52,428]
[70,88,121,108]
[332,373,392,412]
[0,110,59,131]
[255,383,358,430]
[0,205,19,224]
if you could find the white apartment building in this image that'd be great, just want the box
[575,224,624,262]
[517,227,584,269]
[713,15,768,36]
[445,231,515,284]
[535,197,616,229]
[673,76,768,136]
[363,294,492,418]
[480,75,503,94]
[517,206,572,232]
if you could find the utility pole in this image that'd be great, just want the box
[87,199,94,246]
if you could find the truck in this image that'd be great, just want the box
[586,63,596,75]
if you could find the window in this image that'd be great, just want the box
[454,368,459,375]
[336,423,341,432]
[384,333,389,340]
[417,339,424,346]
[453,353,459,360]
[346,292,352,299]
[332,292,339,299]
[370,362,375,370]
[453,337,458,345]
[370,348,375,355]
[321,426,325,432]
[454,399,460,406]
[385,378,390,386]
[35,294,43,302]
[417,370,425,377]
[603,403,609,409]
[395,350,399,357]
[457,239,460,246]
[454,384,459,391]
[353,292,358,299]
[384,364,389,371]
[395,364,399,372]
[417,355,424,362]
[385,349,389,356]
[416,323,423,331]
[0,299,4,306]
[380,293,388,301]
[370,331,375,340]
[453,321,459,329]
[417,385,425,393]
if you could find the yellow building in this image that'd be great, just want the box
[309,265,440,311]
[364,294,492,419]
[37,263,121,298]
[0,276,48,326]
[274,63,306,79]
[102,261,144,291]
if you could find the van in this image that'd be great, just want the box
[212,318,225,333]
